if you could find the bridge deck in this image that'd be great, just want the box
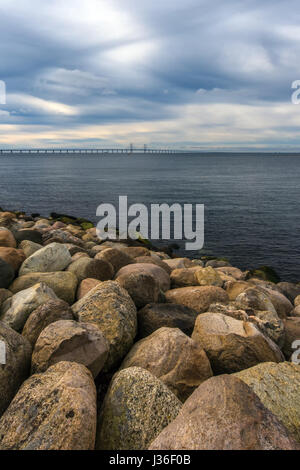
[0,148,179,154]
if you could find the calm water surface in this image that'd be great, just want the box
[0,152,299,281]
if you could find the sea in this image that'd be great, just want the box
[0,152,299,282]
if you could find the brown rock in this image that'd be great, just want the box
[77,278,101,299]
[137,303,198,338]
[0,228,16,248]
[192,312,283,374]
[71,252,89,261]
[277,282,300,303]
[0,289,12,309]
[9,271,78,305]
[226,281,250,300]
[0,323,32,417]
[18,240,42,258]
[0,362,97,450]
[0,247,25,272]
[165,286,229,313]
[116,263,170,292]
[31,320,109,377]
[282,317,300,359]
[135,255,171,274]
[117,271,160,309]
[170,268,198,287]
[121,246,150,258]
[216,266,244,280]
[67,257,114,283]
[120,327,212,402]
[149,375,299,450]
[22,299,75,347]
[95,248,134,273]
[195,266,223,287]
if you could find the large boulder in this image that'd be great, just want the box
[192,312,283,374]
[9,271,78,304]
[96,367,181,450]
[0,323,32,417]
[66,257,113,283]
[0,228,16,248]
[19,242,71,276]
[282,317,300,359]
[117,271,160,308]
[149,375,299,450]
[72,281,137,371]
[0,362,97,450]
[0,258,14,289]
[137,303,198,338]
[0,247,25,272]
[116,263,170,292]
[0,283,58,331]
[95,248,134,273]
[22,299,75,347]
[235,362,300,443]
[18,240,42,258]
[120,328,212,402]
[165,286,229,313]
[31,320,109,378]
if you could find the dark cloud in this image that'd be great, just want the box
[0,0,300,148]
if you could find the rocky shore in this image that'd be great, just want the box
[0,209,299,450]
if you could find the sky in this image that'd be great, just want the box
[1,0,300,150]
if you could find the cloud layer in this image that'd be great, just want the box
[1,0,300,149]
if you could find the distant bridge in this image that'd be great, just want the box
[0,148,180,155]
